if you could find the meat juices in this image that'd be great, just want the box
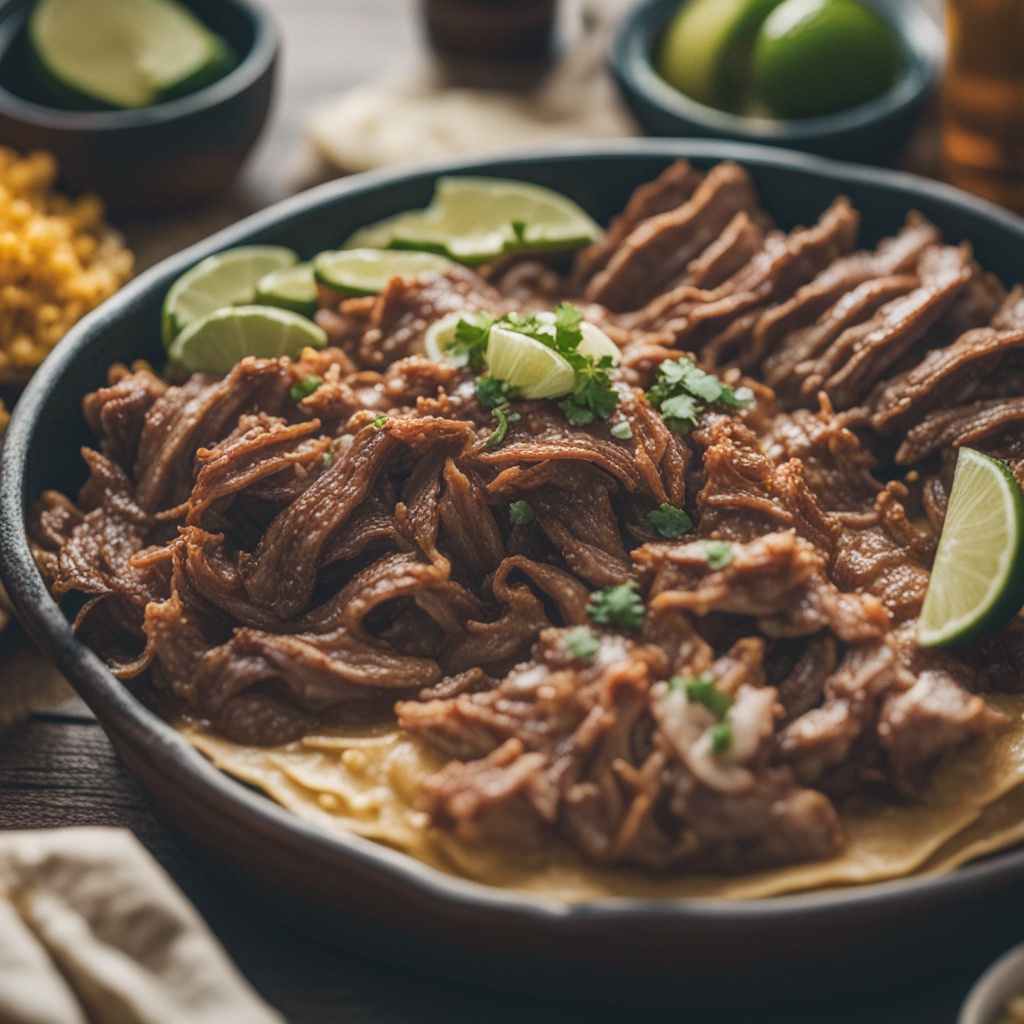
[32,161,1024,875]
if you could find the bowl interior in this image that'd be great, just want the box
[0,0,260,122]
[7,142,1024,955]
[614,0,943,141]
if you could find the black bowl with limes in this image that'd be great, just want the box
[0,0,277,213]
[611,0,943,165]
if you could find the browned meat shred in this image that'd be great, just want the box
[34,162,1023,876]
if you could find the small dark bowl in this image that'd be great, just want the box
[611,0,944,165]
[7,140,1024,1014]
[0,0,278,213]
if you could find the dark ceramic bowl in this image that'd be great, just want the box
[5,141,1024,1013]
[611,0,944,165]
[0,0,277,213]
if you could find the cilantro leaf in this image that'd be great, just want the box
[475,374,515,410]
[710,720,734,754]
[646,503,693,538]
[450,312,493,370]
[672,673,733,718]
[646,357,753,433]
[587,581,645,630]
[564,625,600,661]
[373,415,389,428]
[509,500,535,525]
[290,375,323,401]
[701,540,734,570]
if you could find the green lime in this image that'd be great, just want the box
[657,0,783,110]
[255,262,318,317]
[918,448,1024,648]
[167,306,327,376]
[313,248,457,297]
[485,325,575,400]
[162,246,299,346]
[344,177,602,265]
[423,311,472,364]
[751,0,903,119]
[29,0,235,110]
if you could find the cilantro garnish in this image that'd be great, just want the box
[610,420,633,440]
[373,415,389,428]
[475,375,520,447]
[450,312,494,370]
[564,625,600,661]
[701,540,734,570]
[509,500,535,525]
[464,304,620,431]
[710,721,734,753]
[672,673,734,718]
[587,581,645,630]
[646,503,693,539]
[646,357,753,432]
[322,448,336,469]
[290,375,322,401]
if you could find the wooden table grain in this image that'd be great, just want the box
[0,0,986,1020]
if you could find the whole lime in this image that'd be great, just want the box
[750,0,903,119]
[657,0,783,110]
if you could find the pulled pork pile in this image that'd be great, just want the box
[32,161,1024,874]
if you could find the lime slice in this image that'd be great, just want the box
[657,0,783,109]
[578,322,622,365]
[918,448,1024,648]
[423,311,473,364]
[751,0,902,119]
[167,305,328,376]
[485,325,575,400]
[255,262,318,317]
[29,0,235,110]
[343,177,602,265]
[313,248,457,297]
[162,246,299,346]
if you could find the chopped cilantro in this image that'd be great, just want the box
[564,625,600,661]
[511,219,527,242]
[509,500,535,525]
[587,581,645,630]
[646,357,753,433]
[701,540,734,570]
[322,448,336,468]
[475,375,521,447]
[290,374,323,401]
[672,673,733,718]
[646,503,693,538]
[373,415,389,428]
[610,420,633,440]
[450,312,494,370]
[710,721,734,754]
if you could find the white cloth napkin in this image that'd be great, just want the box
[305,0,639,174]
[0,828,284,1024]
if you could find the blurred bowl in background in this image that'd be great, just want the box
[0,0,278,213]
[960,941,1024,1024]
[611,0,943,165]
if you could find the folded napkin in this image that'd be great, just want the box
[305,0,639,174]
[0,828,284,1024]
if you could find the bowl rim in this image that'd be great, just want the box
[611,0,945,142]
[0,0,279,131]
[6,138,1024,928]
[960,940,1024,1024]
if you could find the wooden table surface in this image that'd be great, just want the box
[0,0,989,1020]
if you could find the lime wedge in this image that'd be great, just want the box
[162,246,299,346]
[423,311,473,364]
[918,448,1024,647]
[486,325,575,400]
[751,0,902,119]
[29,0,235,110]
[313,249,457,297]
[343,177,602,265]
[578,322,622,365]
[255,262,318,317]
[167,305,328,376]
[657,0,783,109]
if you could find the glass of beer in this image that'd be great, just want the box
[942,0,1024,214]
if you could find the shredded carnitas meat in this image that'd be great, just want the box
[32,161,1024,874]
